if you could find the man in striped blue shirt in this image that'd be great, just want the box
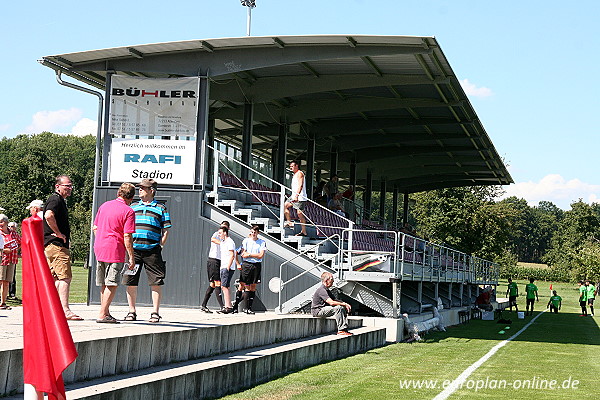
[123,178,172,323]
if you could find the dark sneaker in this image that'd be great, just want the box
[243,309,255,315]
[200,306,212,313]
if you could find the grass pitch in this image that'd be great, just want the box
[7,260,90,306]
[223,280,600,400]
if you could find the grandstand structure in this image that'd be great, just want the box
[40,35,512,318]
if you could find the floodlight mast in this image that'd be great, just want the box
[240,0,256,36]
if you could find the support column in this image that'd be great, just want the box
[241,103,254,180]
[364,168,373,220]
[349,157,357,190]
[274,123,288,186]
[402,191,410,227]
[392,187,399,230]
[379,177,387,224]
[206,119,215,186]
[306,131,316,198]
[329,147,338,178]
[101,71,114,182]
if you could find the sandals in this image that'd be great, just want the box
[65,312,84,320]
[149,312,162,323]
[124,312,137,321]
[96,315,120,324]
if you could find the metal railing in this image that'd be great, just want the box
[208,144,499,286]
[209,144,355,239]
[275,234,341,312]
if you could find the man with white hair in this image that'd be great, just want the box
[26,200,44,218]
[311,271,352,336]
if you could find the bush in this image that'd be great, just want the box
[500,264,572,282]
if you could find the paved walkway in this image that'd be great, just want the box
[0,303,305,351]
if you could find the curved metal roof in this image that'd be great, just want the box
[40,35,512,193]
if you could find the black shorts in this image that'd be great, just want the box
[207,258,220,282]
[588,298,594,306]
[240,261,261,285]
[123,246,166,286]
[550,304,559,313]
[509,295,517,304]
[526,298,535,306]
[580,300,588,307]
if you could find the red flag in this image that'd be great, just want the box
[21,216,77,400]
[550,284,553,290]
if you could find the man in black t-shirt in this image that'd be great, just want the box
[43,175,82,320]
[311,271,352,336]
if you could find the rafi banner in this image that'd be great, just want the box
[109,76,199,136]
[109,138,196,185]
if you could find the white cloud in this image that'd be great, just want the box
[25,108,83,134]
[0,123,10,132]
[500,174,600,210]
[69,118,98,137]
[460,78,493,98]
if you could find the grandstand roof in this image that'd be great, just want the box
[40,34,512,193]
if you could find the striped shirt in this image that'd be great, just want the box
[132,199,172,251]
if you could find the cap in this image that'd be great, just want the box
[26,199,44,210]
[137,178,158,189]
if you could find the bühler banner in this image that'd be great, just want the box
[108,76,200,185]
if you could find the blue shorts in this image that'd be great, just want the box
[220,269,235,287]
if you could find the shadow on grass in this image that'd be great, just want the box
[422,310,600,345]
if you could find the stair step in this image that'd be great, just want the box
[62,327,385,400]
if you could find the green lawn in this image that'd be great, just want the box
[6,260,90,306]
[223,279,600,400]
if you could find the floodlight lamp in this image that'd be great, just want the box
[240,0,256,8]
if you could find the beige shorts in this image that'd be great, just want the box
[96,261,123,287]
[0,263,16,282]
[45,243,72,280]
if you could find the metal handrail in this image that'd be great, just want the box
[208,144,355,231]
[338,228,398,279]
[276,234,341,312]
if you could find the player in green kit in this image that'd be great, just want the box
[506,277,519,312]
[547,290,562,313]
[585,280,595,316]
[578,281,588,316]
[524,277,538,316]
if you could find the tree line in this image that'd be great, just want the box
[0,132,95,261]
[1,133,598,281]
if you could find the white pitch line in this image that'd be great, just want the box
[432,310,546,400]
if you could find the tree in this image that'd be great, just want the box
[544,200,600,272]
[0,132,96,260]
[411,186,514,261]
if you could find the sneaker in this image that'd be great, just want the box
[243,309,255,315]
[337,330,353,336]
[231,308,239,314]
[199,306,212,313]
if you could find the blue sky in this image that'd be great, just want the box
[1,0,598,210]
